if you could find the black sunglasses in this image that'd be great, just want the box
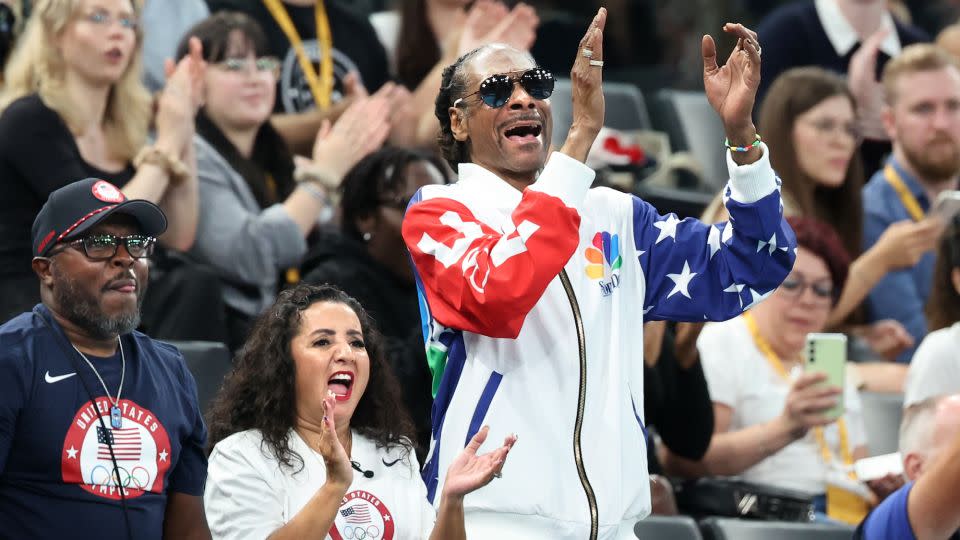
[454,68,555,109]
[52,233,156,261]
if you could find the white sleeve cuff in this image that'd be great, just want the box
[527,151,596,212]
[725,142,778,204]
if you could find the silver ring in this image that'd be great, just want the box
[589,59,604,67]
[582,48,594,59]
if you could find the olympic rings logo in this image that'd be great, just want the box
[341,525,381,539]
[88,464,151,489]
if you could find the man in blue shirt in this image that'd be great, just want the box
[0,178,210,539]
[857,394,960,539]
[862,44,960,362]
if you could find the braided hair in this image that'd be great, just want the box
[435,46,491,169]
[339,146,450,241]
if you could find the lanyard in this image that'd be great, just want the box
[262,0,334,109]
[742,312,854,476]
[884,164,926,222]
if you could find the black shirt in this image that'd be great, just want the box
[0,94,135,280]
[206,0,390,113]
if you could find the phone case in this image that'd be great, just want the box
[804,333,847,420]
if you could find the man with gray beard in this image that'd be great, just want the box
[0,178,210,539]
[862,43,960,363]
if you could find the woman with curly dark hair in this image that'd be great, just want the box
[203,284,516,540]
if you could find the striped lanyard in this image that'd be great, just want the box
[742,312,854,477]
[263,0,335,109]
[884,163,925,222]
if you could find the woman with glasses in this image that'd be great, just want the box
[662,216,900,518]
[0,0,225,336]
[300,147,450,458]
[175,12,396,346]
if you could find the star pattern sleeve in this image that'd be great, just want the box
[635,144,797,321]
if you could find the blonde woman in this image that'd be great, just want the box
[0,0,206,325]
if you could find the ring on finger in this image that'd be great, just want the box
[589,59,604,68]
[582,48,594,59]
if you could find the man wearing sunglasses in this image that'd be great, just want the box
[402,7,797,540]
[0,178,210,539]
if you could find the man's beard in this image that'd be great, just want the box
[903,134,960,182]
[52,267,144,340]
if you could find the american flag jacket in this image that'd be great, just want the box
[401,146,796,539]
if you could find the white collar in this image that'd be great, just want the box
[456,162,525,208]
[814,0,902,57]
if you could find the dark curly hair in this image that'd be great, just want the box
[786,215,851,303]
[340,146,450,241]
[927,215,960,332]
[206,284,417,471]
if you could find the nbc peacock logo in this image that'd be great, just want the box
[585,231,622,296]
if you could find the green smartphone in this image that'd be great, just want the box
[804,333,847,420]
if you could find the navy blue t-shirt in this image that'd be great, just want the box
[0,305,208,539]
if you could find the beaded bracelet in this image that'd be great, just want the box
[725,134,762,152]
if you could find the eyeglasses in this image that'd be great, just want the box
[779,275,834,302]
[80,9,138,30]
[213,56,281,77]
[52,234,156,261]
[454,68,554,109]
[802,118,861,142]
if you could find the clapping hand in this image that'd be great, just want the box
[559,8,607,163]
[702,23,761,143]
[441,426,517,499]
[315,391,353,490]
[457,0,539,57]
[157,37,206,160]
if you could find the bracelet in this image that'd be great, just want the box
[297,181,337,223]
[725,133,762,153]
[294,164,340,191]
[134,146,190,184]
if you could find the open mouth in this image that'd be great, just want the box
[105,48,124,62]
[327,371,354,402]
[503,122,543,144]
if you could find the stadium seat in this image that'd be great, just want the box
[634,515,703,539]
[649,90,728,191]
[550,79,651,145]
[859,391,905,456]
[699,517,855,540]
[167,340,232,415]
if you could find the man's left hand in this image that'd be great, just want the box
[702,23,761,141]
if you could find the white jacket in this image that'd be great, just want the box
[401,147,795,539]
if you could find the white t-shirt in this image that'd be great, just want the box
[697,316,867,495]
[205,429,435,540]
[904,323,960,407]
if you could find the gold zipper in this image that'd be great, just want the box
[559,269,599,540]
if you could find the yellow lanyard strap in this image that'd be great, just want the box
[884,164,926,222]
[262,0,334,109]
[742,313,854,476]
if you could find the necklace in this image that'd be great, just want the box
[72,338,126,429]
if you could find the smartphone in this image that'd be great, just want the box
[854,452,903,482]
[932,190,960,223]
[804,333,847,420]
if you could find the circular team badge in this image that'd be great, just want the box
[329,490,395,540]
[61,398,172,500]
[91,180,126,203]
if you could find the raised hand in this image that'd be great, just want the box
[702,23,761,138]
[458,1,538,57]
[316,391,353,490]
[157,37,206,161]
[848,27,890,141]
[304,82,394,184]
[559,8,607,163]
[441,426,517,498]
